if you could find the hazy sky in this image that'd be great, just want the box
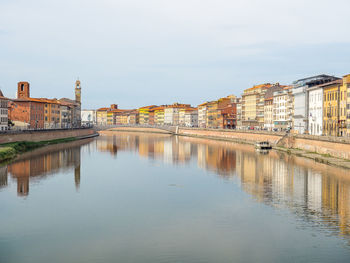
[1,0,350,109]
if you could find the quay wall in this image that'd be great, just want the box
[178,128,283,144]
[104,126,350,160]
[0,129,96,144]
[178,128,350,160]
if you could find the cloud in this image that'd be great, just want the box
[0,0,349,108]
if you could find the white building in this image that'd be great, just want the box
[236,99,242,129]
[81,109,97,126]
[292,85,308,134]
[184,109,198,127]
[164,107,179,125]
[292,75,338,134]
[307,85,323,135]
[198,103,207,128]
[273,88,290,131]
[0,90,9,131]
[60,104,72,129]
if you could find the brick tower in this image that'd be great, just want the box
[75,80,81,104]
[17,82,30,99]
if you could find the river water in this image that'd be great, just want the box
[1,132,350,263]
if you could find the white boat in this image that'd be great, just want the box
[255,141,272,150]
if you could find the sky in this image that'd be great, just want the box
[0,0,350,109]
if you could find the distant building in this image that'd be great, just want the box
[184,108,198,127]
[323,79,344,136]
[8,82,45,129]
[139,105,157,125]
[292,75,338,134]
[345,75,350,137]
[219,102,237,129]
[236,99,242,129]
[307,85,324,136]
[242,84,272,129]
[264,85,282,131]
[0,90,9,131]
[198,102,208,128]
[60,102,73,128]
[96,107,109,126]
[43,99,61,129]
[164,103,190,125]
[81,110,97,126]
[154,107,165,125]
[273,87,292,131]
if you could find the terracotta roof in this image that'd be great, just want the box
[244,83,272,92]
[139,105,157,109]
[97,107,110,111]
[0,90,9,100]
[13,97,46,103]
[152,106,165,111]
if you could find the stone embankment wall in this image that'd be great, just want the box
[0,129,96,144]
[178,128,350,160]
[178,128,283,144]
[278,135,350,160]
[105,126,350,160]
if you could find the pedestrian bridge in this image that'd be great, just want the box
[94,125,179,135]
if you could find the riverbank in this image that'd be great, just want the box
[0,130,99,163]
[103,127,350,170]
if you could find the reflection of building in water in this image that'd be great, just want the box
[75,165,81,190]
[235,150,350,240]
[8,144,82,196]
[98,132,350,241]
[0,166,8,189]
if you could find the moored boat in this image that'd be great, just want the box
[255,141,272,150]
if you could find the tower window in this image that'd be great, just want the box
[21,84,24,91]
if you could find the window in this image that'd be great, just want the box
[20,84,24,91]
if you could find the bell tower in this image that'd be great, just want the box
[17,82,30,99]
[75,80,81,104]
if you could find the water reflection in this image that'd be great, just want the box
[1,132,350,249]
[0,138,93,196]
[98,132,350,243]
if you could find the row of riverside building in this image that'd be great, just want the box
[84,73,350,137]
[0,80,82,131]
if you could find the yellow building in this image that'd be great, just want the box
[128,110,139,125]
[97,108,109,126]
[344,75,350,136]
[154,107,165,125]
[242,84,272,128]
[43,99,61,129]
[107,111,114,125]
[139,105,157,125]
[206,101,219,128]
[120,111,129,125]
[323,79,344,136]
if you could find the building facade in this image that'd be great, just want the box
[0,90,9,131]
[273,88,292,131]
[323,79,344,136]
[184,109,198,127]
[345,75,350,136]
[292,75,338,134]
[307,85,324,136]
[81,110,97,126]
[198,102,208,128]
[242,84,272,129]
[96,108,109,126]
